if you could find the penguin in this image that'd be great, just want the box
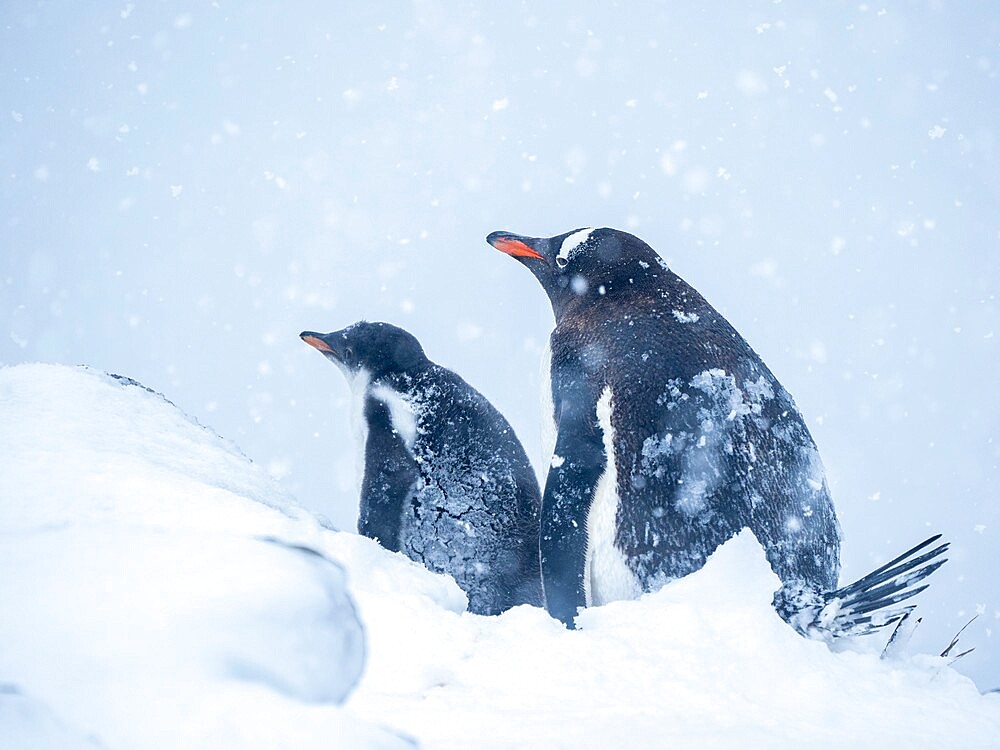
[487,227,947,635]
[301,321,543,615]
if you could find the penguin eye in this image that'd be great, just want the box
[343,346,354,363]
[556,256,569,269]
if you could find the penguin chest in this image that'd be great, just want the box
[359,381,419,499]
[584,387,642,607]
[347,368,373,496]
[370,384,418,450]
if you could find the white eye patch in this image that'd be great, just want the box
[556,227,595,265]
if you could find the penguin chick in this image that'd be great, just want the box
[301,321,543,615]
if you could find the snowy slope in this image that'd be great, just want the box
[2,363,999,749]
[344,531,1000,749]
[0,364,411,749]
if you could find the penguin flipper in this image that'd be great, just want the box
[540,365,608,628]
[812,535,949,637]
[358,396,419,553]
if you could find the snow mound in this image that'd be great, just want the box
[347,531,1000,749]
[0,363,306,534]
[0,364,411,749]
[3,362,999,749]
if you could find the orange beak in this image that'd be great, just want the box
[301,334,334,353]
[489,235,544,260]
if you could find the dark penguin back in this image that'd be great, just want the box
[551,264,840,597]
[370,364,543,615]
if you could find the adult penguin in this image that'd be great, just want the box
[487,227,946,635]
[301,321,543,616]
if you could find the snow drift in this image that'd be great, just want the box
[1,363,998,749]
[0,363,411,749]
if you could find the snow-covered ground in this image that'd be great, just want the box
[0,364,411,749]
[2,363,998,748]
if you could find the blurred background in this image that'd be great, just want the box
[2,1,997,688]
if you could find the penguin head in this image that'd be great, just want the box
[486,227,664,319]
[300,321,427,379]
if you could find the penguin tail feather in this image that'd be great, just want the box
[813,534,949,638]
[880,610,921,659]
[939,614,978,664]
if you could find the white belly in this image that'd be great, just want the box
[346,368,372,498]
[584,387,642,606]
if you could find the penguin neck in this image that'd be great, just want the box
[368,360,430,390]
[550,280,623,323]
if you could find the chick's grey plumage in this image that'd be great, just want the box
[302,321,542,615]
